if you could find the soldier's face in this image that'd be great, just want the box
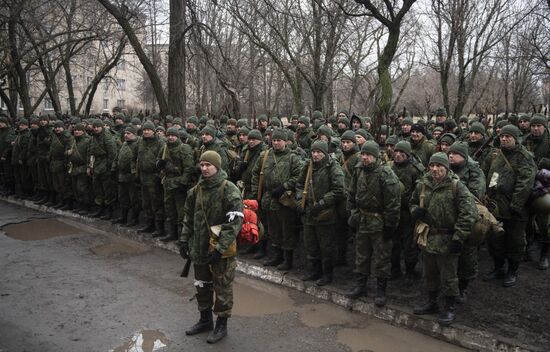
[19,124,28,131]
[360,153,376,166]
[187,122,196,130]
[31,124,39,130]
[259,120,268,128]
[355,135,366,146]
[436,115,446,123]
[429,163,447,182]
[272,138,286,151]
[227,124,237,132]
[411,130,423,142]
[318,134,329,142]
[402,124,411,134]
[448,151,465,164]
[365,122,371,130]
[338,122,347,130]
[440,142,451,153]
[93,126,103,134]
[0,122,6,129]
[531,124,545,137]
[201,133,213,143]
[311,150,325,162]
[394,150,408,163]
[352,120,361,130]
[341,139,355,152]
[74,129,84,137]
[432,131,442,140]
[238,134,248,144]
[55,127,64,134]
[199,161,217,178]
[519,120,530,130]
[124,131,136,141]
[247,138,261,148]
[386,144,395,157]
[469,131,483,142]
[40,120,48,126]
[499,134,516,149]
[297,122,306,130]
[142,129,155,138]
[156,130,165,137]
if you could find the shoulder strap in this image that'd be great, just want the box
[419,183,426,208]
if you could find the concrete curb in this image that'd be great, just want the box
[2,196,541,352]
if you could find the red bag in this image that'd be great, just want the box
[238,199,260,244]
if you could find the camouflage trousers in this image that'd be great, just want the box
[71,173,91,206]
[457,245,478,281]
[304,223,335,270]
[37,158,52,191]
[488,219,527,263]
[423,252,459,297]
[92,172,116,206]
[392,208,419,267]
[266,206,298,250]
[51,170,71,201]
[118,181,141,212]
[193,257,237,318]
[13,163,32,195]
[526,213,550,244]
[354,229,392,279]
[335,199,350,264]
[141,180,164,222]
[163,185,187,224]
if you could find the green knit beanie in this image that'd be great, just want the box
[201,125,217,137]
[340,130,356,143]
[448,141,469,159]
[248,129,263,141]
[311,140,328,155]
[394,141,412,156]
[200,151,222,170]
[499,125,520,141]
[429,152,449,169]
[361,140,379,158]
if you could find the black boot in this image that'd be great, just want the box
[390,256,403,280]
[345,274,368,299]
[60,200,74,211]
[185,310,213,336]
[160,223,179,242]
[404,262,417,287]
[206,316,228,344]
[263,247,283,266]
[89,205,105,218]
[112,208,129,225]
[124,209,140,227]
[44,192,57,207]
[151,220,165,238]
[456,279,469,304]
[414,291,439,315]
[482,257,506,281]
[503,260,519,287]
[100,204,113,220]
[253,240,267,259]
[277,250,293,271]
[438,296,456,326]
[35,192,49,205]
[137,219,155,234]
[539,243,549,270]
[77,203,90,215]
[301,260,322,281]
[374,278,388,307]
[316,262,333,286]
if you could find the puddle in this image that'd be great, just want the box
[232,277,295,316]
[337,324,466,352]
[111,330,168,352]
[2,218,88,241]
[297,303,355,328]
[91,238,148,257]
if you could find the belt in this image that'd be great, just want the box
[359,208,382,216]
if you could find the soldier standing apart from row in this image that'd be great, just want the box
[179,151,243,344]
[346,141,401,307]
[298,140,345,286]
[156,127,196,242]
[484,125,536,286]
[251,129,303,270]
[411,153,478,326]
[137,121,165,236]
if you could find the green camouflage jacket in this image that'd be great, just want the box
[137,135,164,185]
[0,127,16,161]
[158,139,196,191]
[523,132,550,170]
[180,170,243,264]
[391,159,424,209]
[348,159,401,233]
[11,129,32,165]
[113,139,138,182]
[49,130,73,173]
[450,158,486,200]
[88,129,118,175]
[410,172,478,254]
[338,149,360,192]
[68,134,90,176]
[411,136,435,167]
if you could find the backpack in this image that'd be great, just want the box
[238,199,260,244]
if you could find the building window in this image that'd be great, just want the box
[103,98,109,110]
[44,98,53,110]
[117,79,126,91]
[117,59,126,70]
[103,80,109,91]
[117,99,125,108]
[87,76,92,85]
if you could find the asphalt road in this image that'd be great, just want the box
[0,201,466,352]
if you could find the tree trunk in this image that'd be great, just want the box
[168,0,187,117]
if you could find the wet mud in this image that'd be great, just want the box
[91,238,149,258]
[1,218,88,241]
[112,330,168,352]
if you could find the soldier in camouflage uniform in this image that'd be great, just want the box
[336,130,360,266]
[87,119,118,218]
[411,152,478,326]
[35,116,55,205]
[295,116,314,153]
[251,128,303,269]
[410,123,435,167]
[111,126,140,225]
[522,114,550,269]
[448,141,486,302]
[156,127,196,242]
[484,125,536,287]
[11,118,33,199]
[346,141,401,307]
[68,123,92,214]
[49,120,74,209]
[27,118,40,200]
[297,140,345,285]
[179,151,243,344]
[389,141,424,283]
[136,121,165,236]
[0,116,16,196]
[199,125,229,172]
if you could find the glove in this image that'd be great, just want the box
[179,242,189,259]
[383,226,395,242]
[310,203,324,217]
[411,208,426,221]
[156,159,167,170]
[448,240,463,254]
[272,184,286,199]
[209,250,222,265]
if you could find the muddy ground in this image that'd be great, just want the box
[0,201,466,352]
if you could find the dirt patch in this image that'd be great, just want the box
[2,218,88,241]
[111,330,168,352]
[91,238,149,258]
[233,276,295,316]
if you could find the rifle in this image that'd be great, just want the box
[160,143,168,184]
[180,258,192,278]
[256,149,270,201]
[472,136,493,161]
[300,160,313,209]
